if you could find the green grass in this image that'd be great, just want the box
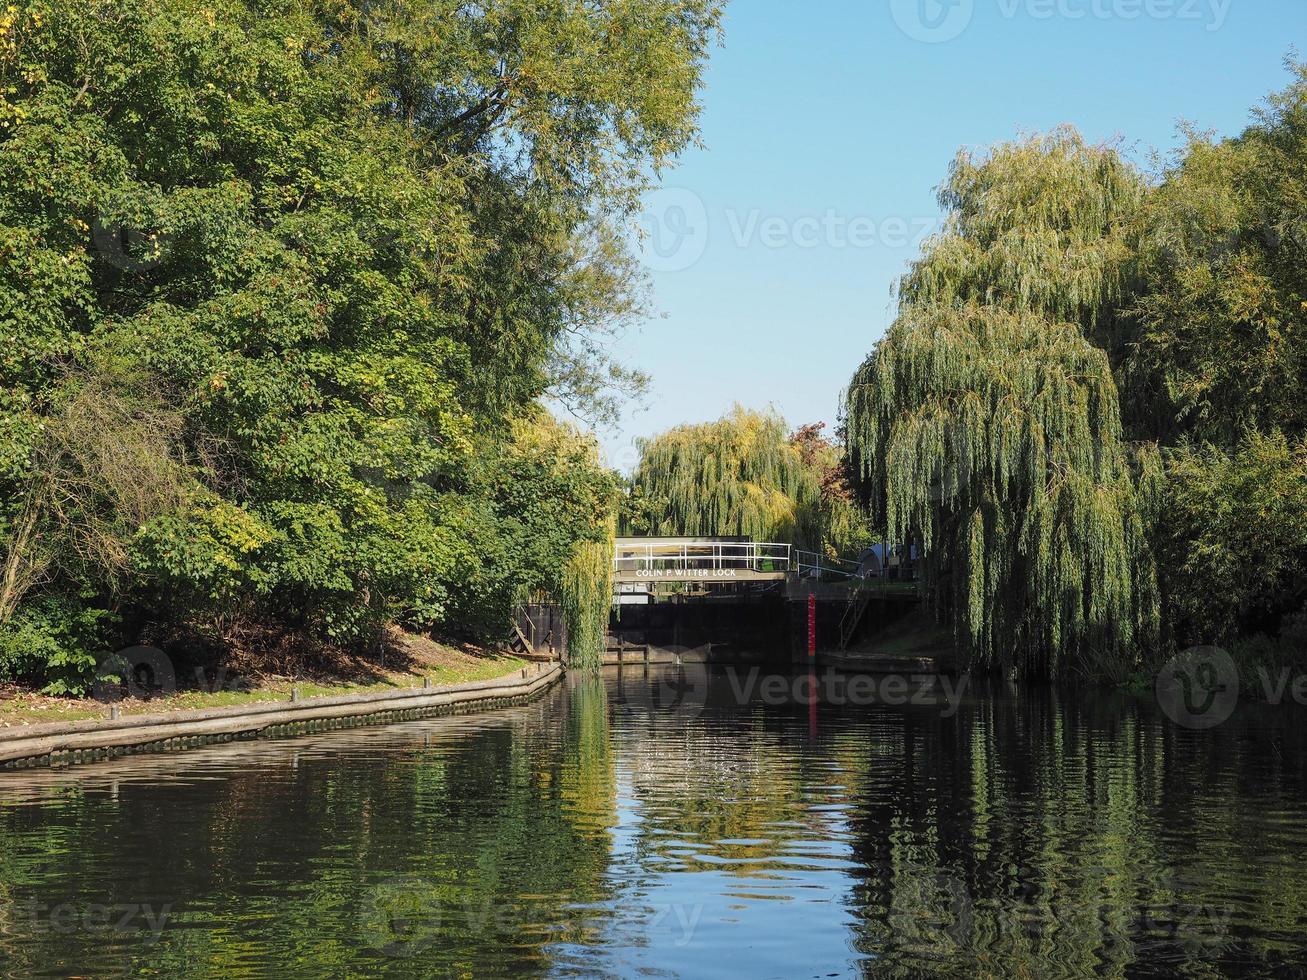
[0,655,528,728]
[852,610,955,660]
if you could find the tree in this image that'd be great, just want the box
[1158,432,1307,647]
[846,131,1160,681]
[787,422,873,558]
[624,406,866,556]
[0,0,720,689]
[1128,62,1307,446]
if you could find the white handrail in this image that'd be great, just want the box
[613,540,793,574]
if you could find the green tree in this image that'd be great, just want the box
[1129,63,1307,445]
[0,0,720,690]
[1158,431,1307,647]
[846,131,1160,681]
[624,406,865,555]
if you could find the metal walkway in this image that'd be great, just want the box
[613,537,792,584]
[613,536,920,649]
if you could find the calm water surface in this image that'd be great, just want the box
[1,666,1306,977]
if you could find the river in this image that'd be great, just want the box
[1,666,1305,977]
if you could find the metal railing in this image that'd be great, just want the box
[794,550,864,580]
[613,540,793,577]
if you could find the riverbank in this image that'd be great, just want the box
[821,610,958,674]
[0,630,528,728]
[0,659,564,771]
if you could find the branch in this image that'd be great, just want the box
[433,82,510,142]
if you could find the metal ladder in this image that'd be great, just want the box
[838,578,877,650]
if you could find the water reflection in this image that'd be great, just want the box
[1,667,1305,977]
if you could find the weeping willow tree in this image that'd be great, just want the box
[846,129,1161,681]
[560,520,615,671]
[625,405,841,547]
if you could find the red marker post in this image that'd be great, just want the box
[807,593,818,736]
[807,593,817,660]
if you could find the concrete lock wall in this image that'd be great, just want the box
[606,596,792,664]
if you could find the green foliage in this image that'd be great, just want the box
[1129,63,1307,444]
[625,406,866,555]
[787,422,874,558]
[901,127,1145,340]
[847,69,1307,679]
[626,407,810,542]
[847,131,1160,681]
[0,0,717,687]
[1158,431,1307,645]
[442,416,619,644]
[560,528,615,672]
[1229,610,1307,696]
[0,592,116,695]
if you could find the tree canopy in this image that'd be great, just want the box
[0,0,720,689]
[624,406,869,557]
[847,131,1161,681]
[847,68,1307,681]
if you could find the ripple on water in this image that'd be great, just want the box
[1,670,1306,978]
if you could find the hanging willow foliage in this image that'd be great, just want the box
[560,521,615,672]
[561,672,616,832]
[625,406,824,545]
[846,129,1161,681]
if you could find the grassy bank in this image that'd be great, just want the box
[848,610,956,663]
[0,632,526,729]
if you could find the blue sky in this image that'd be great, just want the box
[602,0,1305,470]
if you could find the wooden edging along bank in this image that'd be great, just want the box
[0,662,564,772]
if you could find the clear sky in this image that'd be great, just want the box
[599,0,1305,470]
